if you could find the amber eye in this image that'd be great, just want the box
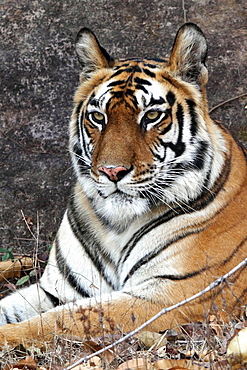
[146,111,160,120]
[90,112,105,122]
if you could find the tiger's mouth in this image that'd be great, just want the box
[112,190,135,202]
[98,188,135,203]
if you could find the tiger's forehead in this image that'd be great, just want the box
[88,61,171,112]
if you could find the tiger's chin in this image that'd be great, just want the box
[94,190,150,230]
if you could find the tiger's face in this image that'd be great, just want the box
[70,25,226,227]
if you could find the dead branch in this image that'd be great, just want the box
[209,93,247,114]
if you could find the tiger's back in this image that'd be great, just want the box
[0,23,246,347]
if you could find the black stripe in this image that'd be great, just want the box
[74,101,84,144]
[167,141,186,158]
[114,62,129,67]
[126,88,135,96]
[135,84,149,94]
[127,94,139,109]
[162,75,180,88]
[175,103,185,156]
[67,196,117,290]
[145,63,159,69]
[89,98,100,108]
[55,237,91,298]
[143,68,156,78]
[190,140,209,170]
[166,91,176,107]
[146,57,165,63]
[126,65,142,73]
[110,69,124,78]
[78,111,91,160]
[73,142,82,158]
[111,90,124,99]
[186,99,198,136]
[40,285,61,307]
[150,142,167,162]
[75,100,84,116]
[134,77,152,85]
[153,102,186,159]
[155,267,208,281]
[149,96,166,106]
[107,80,125,87]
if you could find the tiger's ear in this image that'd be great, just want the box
[169,23,208,86]
[75,28,114,75]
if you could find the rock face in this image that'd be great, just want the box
[1,0,246,253]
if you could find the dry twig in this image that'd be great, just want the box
[209,93,247,114]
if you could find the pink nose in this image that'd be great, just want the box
[98,166,129,182]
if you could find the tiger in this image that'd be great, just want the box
[0,22,247,348]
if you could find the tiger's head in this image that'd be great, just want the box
[70,23,226,228]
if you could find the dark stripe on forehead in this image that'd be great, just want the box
[134,77,152,86]
[107,80,126,87]
[125,65,142,73]
[143,68,156,78]
[145,63,159,69]
[126,88,135,96]
[149,96,166,106]
[110,90,124,99]
[135,84,149,94]
[111,69,125,78]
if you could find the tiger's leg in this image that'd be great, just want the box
[0,273,243,348]
[0,291,171,348]
[0,279,202,348]
[0,283,55,325]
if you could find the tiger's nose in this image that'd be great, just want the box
[98,165,130,182]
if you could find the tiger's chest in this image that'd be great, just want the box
[60,197,206,294]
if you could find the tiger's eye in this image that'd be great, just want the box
[146,111,160,120]
[91,112,104,121]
